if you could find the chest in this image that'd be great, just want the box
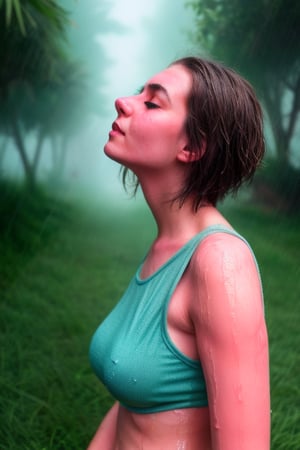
[89,268,202,410]
[139,245,198,358]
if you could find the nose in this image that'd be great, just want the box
[115,97,133,116]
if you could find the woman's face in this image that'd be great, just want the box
[104,64,192,175]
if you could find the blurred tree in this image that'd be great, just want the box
[0,0,120,189]
[189,0,300,164]
[0,0,70,189]
[0,0,67,35]
[189,0,300,211]
[48,62,90,184]
[60,0,124,116]
[46,0,124,185]
[24,59,87,182]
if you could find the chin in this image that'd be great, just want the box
[103,142,115,159]
[103,145,124,166]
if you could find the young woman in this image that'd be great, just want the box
[88,57,270,450]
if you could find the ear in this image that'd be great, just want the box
[177,141,206,163]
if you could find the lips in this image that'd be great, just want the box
[112,122,125,135]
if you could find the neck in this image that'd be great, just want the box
[139,175,215,241]
[131,164,228,242]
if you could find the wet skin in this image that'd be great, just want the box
[88,229,269,450]
[88,64,270,450]
[115,404,212,449]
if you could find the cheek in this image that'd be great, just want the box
[132,114,159,133]
[130,116,186,147]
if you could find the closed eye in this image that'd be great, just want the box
[144,101,160,109]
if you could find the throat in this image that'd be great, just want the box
[140,237,188,279]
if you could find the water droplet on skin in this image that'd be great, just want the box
[130,377,137,384]
[176,440,187,450]
[213,421,220,430]
[108,370,116,379]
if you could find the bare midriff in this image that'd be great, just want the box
[114,405,212,450]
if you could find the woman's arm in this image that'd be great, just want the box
[87,402,119,450]
[190,234,270,450]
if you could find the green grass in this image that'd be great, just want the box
[1,183,299,449]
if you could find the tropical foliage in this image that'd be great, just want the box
[189,0,300,164]
[0,1,73,188]
[0,0,67,35]
[188,0,300,211]
[0,0,115,189]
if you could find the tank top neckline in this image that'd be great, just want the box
[136,224,233,284]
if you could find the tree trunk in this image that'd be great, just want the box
[10,116,35,190]
[32,129,45,178]
[58,135,69,178]
[285,75,300,154]
[51,135,59,172]
[50,134,69,182]
[0,138,7,172]
[263,75,300,164]
[263,80,288,162]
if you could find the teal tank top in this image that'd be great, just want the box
[89,225,256,414]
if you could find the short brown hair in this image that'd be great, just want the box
[122,56,265,210]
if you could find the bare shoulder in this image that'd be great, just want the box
[189,231,264,340]
[190,229,261,285]
[191,230,259,283]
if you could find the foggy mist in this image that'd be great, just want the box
[1,3,299,449]
[1,0,198,206]
[3,0,298,210]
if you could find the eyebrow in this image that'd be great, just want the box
[138,83,171,104]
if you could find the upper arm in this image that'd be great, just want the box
[190,234,270,450]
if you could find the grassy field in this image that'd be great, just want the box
[1,183,299,449]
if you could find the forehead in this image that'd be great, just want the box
[146,64,192,104]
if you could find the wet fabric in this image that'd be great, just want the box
[89,225,258,414]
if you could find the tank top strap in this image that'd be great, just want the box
[163,224,243,294]
[136,225,244,290]
[160,224,264,315]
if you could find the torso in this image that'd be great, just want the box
[112,225,220,450]
[114,405,212,449]
[96,208,234,449]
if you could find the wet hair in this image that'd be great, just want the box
[122,56,265,210]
